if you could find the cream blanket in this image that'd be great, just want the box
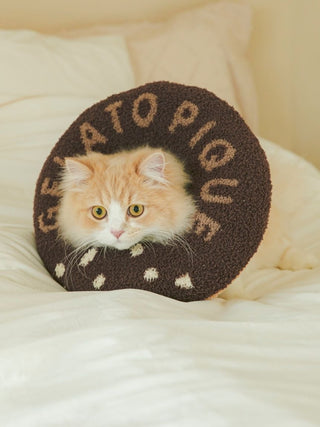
[0,93,319,426]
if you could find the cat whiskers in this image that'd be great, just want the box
[170,234,195,264]
[139,239,156,256]
[143,230,195,264]
[63,239,97,287]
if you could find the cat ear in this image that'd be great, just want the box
[63,158,92,186]
[139,152,167,185]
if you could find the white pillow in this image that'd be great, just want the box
[61,2,258,131]
[0,29,134,103]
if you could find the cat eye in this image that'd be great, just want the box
[91,205,107,220]
[128,204,144,217]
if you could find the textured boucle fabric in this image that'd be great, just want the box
[33,82,271,302]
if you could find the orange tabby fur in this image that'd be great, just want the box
[57,147,195,250]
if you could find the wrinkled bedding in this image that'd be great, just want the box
[0,93,320,426]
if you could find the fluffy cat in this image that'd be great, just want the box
[57,147,196,251]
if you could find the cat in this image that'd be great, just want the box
[57,146,196,251]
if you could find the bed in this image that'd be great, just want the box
[1,2,320,426]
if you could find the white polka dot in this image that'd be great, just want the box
[175,273,194,289]
[55,263,65,278]
[144,267,159,282]
[93,274,106,290]
[79,248,98,267]
[130,243,144,257]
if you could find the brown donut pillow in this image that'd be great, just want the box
[33,82,271,302]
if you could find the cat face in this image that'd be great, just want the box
[57,147,195,250]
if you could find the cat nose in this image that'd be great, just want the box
[111,229,124,239]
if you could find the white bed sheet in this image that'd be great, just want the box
[0,94,320,426]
